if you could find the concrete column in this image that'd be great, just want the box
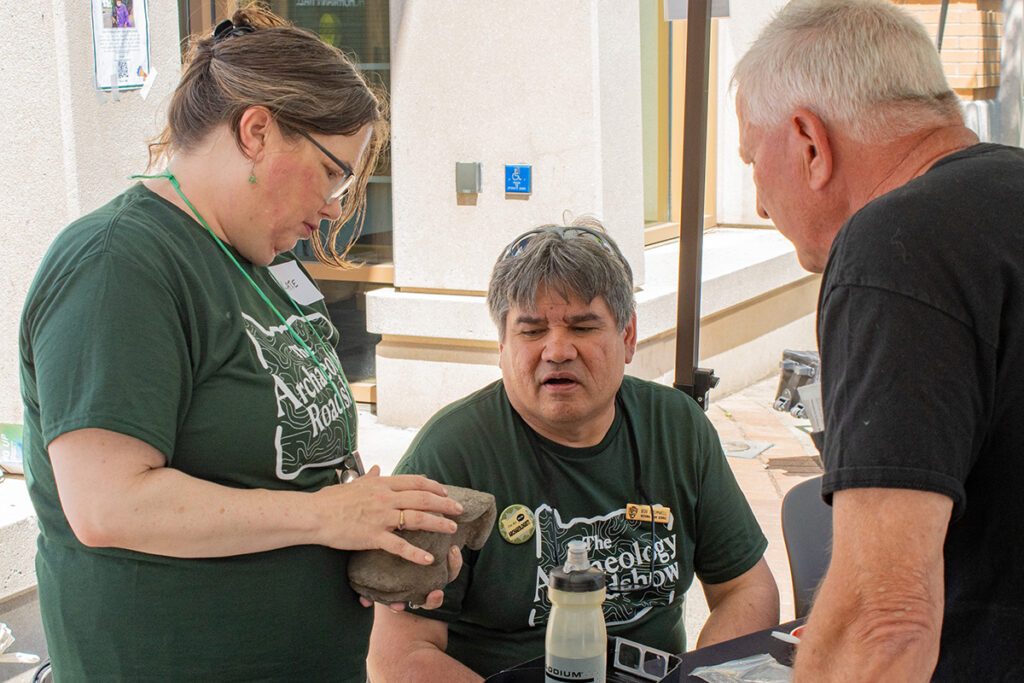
[1000,0,1023,145]
[715,0,788,227]
[372,1,644,425]
[0,1,182,424]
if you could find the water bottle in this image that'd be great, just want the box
[545,540,607,683]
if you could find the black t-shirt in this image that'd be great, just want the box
[818,143,1024,680]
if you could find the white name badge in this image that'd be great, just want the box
[268,261,324,306]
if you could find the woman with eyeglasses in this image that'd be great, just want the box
[19,6,461,681]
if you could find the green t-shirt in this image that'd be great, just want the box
[395,377,768,678]
[19,184,370,681]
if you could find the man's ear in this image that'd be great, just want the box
[791,108,833,191]
[237,106,275,162]
[623,313,638,365]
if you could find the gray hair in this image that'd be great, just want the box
[487,216,635,341]
[732,0,962,142]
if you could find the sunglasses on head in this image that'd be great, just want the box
[500,226,619,261]
[297,130,357,204]
[212,19,256,42]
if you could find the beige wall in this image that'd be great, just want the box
[0,2,182,424]
[714,0,788,227]
[371,1,648,424]
[388,0,645,290]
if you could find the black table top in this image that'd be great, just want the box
[485,618,806,683]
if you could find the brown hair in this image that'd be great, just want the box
[148,3,387,268]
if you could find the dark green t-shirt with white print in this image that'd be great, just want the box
[20,183,368,682]
[396,377,768,677]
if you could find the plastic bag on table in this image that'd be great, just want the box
[0,622,40,664]
[689,653,792,683]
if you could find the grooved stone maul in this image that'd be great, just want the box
[347,485,497,605]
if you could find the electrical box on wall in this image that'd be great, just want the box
[455,162,483,194]
[504,165,531,195]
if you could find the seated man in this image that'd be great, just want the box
[368,218,779,681]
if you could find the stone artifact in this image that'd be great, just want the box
[348,485,497,605]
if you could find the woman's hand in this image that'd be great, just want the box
[313,465,463,564]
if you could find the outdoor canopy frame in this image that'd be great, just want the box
[673,0,719,411]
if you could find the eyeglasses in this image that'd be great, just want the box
[297,130,357,204]
[500,226,620,261]
[338,451,365,484]
[612,637,677,681]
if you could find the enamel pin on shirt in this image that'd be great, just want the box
[625,503,672,524]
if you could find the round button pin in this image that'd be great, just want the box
[498,504,536,544]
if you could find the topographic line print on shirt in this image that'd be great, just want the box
[242,311,353,480]
[529,504,679,627]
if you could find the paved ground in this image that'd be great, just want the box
[685,376,823,641]
[357,373,823,649]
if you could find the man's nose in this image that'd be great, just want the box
[541,330,578,364]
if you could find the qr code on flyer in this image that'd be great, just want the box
[117,59,129,81]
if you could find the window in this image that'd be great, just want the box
[638,0,719,245]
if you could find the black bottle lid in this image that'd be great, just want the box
[549,566,606,592]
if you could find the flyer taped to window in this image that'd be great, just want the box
[91,0,151,92]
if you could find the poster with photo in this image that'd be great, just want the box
[91,0,151,91]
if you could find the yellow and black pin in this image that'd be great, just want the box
[498,504,536,544]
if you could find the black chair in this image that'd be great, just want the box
[33,660,52,682]
[781,475,833,619]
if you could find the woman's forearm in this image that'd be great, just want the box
[49,427,462,560]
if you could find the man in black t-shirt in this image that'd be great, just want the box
[733,1,1024,680]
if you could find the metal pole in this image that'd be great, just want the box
[937,0,951,52]
[673,0,719,409]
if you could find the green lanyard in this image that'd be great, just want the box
[132,170,357,454]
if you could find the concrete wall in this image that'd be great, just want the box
[714,0,788,227]
[0,0,181,603]
[0,2,182,425]
[997,0,1023,144]
[387,0,645,288]
[371,0,647,424]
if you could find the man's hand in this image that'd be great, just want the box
[367,543,481,683]
[794,488,951,682]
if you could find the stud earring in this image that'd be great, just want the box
[248,161,257,184]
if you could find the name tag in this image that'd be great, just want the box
[625,503,671,524]
[268,261,324,306]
